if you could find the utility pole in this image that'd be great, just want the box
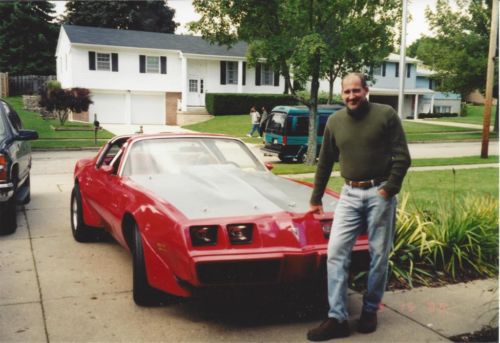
[397,0,408,119]
[481,0,498,158]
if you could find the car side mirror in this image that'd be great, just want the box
[264,162,274,171]
[100,165,114,175]
[16,129,38,141]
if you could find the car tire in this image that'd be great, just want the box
[70,184,103,242]
[0,198,17,235]
[132,224,167,306]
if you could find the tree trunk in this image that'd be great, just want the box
[327,68,334,104]
[305,50,321,166]
[281,60,292,94]
[494,101,499,133]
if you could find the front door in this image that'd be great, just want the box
[187,77,205,106]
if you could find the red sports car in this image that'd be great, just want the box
[71,133,368,305]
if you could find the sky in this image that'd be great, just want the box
[51,0,439,45]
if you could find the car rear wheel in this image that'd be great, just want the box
[70,184,103,242]
[132,224,167,306]
[0,198,17,235]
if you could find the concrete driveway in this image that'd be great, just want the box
[0,149,496,342]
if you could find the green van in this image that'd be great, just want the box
[261,104,344,162]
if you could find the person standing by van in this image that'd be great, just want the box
[307,72,411,341]
[258,106,269,137]
[246,106,261,137]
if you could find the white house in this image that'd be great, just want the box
[320,53,461,118]
[56,25,284,125]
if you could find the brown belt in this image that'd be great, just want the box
[345,178,386,188]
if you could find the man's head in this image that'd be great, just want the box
[341,73,369,112]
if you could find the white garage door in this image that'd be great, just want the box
[88,93,127,124]
[131,94,165,125]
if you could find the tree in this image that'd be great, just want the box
[190,0,400,164]
[0,1,58,75]
[412,0,492,99]
[39,82,93,126]
[62,0,178,33]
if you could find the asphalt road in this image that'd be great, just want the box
[0,141,497,342]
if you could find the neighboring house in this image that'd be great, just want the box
[56,25,283,125]
[319,53,461,118]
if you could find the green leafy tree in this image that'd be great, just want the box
[190,0,400,164]
[0,1,58,75]
[62,0,178,33]
[412,0,492,99]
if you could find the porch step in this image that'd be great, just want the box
[176,106,213,126]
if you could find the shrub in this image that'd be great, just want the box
[416,112,459,119]
[39,85,93,126]
[385,194,499,289]
[205,93,298,115]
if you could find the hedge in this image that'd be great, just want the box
[205,93,299,115]
[418,112,459,119]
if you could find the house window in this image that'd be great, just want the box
[97,53,111,71]
[373,64,382,76]
[261,64,274,85]
[189,79,198,92]
[226,61,238,84]
[146,56,160,73]
[434,106,451,113]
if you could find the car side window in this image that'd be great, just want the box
[0,101,22,132]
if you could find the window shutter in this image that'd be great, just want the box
[88,51,96,70]
[220,61,226,84]
[160,56,167,74]
[111,53,118,72]
[139,55,146,73]
[382,62,386,77]
[395,62,399,77]
[407,64,411,78]
[274,69,280,86]
[242,62,246,85]
[255,63,261,86]
[429,79,433,90]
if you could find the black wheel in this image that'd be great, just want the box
[132,224,166,306]
[0,198,17,235]
[70,184,103,242]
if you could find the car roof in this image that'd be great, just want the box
[124,132,237,144]
[271,104,344,115]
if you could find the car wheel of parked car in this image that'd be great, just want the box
[70,184,103,242]
[0,198,17,235]
[132,224,166,306]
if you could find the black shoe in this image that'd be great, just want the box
[307,318,350,341]
[357,310,377,333]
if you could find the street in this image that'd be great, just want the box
[0,142,497,342]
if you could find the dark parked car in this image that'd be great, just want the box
[0,98,38,235]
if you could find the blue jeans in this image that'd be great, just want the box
[248,123,260,136]
[327,183,397,321]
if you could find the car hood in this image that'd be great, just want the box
[129,165,338,220]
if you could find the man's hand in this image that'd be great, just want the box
[309,204,324,215]
[378,188,390,199]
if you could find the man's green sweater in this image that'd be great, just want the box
[310,102,411,205]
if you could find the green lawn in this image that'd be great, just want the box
[300,167,498,206]
[184,114,496,143]
[271,155,499,175]
[5,96,114,149]
[431,104,497,125]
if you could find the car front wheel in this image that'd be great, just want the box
[132,223,171,306]
[70,184,103,242]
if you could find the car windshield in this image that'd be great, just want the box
[121,137,265,176]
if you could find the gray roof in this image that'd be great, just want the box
[63,25,247,57]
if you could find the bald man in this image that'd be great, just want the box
[307,73,411,341]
